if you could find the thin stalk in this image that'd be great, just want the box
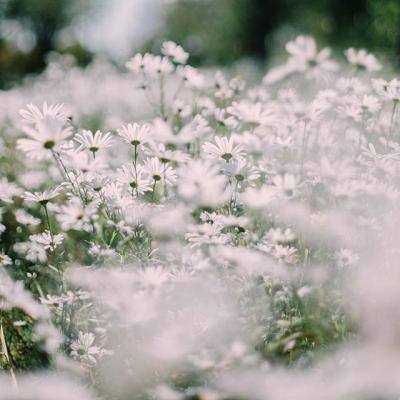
[43,204,54,245]
[133,144,139,196]
[159,75,166,120]
[0,323,17,388]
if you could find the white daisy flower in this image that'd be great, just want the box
[70,331,102,365]
[30,231,64,251]
[23,186,62,205]
[345,48,382,72]
[117,123,151,147]
[144,157,177,186]
[161,40,189,64]
[117,163,152,195]
[57,197,98,231]
[202,136,245,162]
[74,130,113,155]
[17,115,72,160]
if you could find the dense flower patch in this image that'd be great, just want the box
[1,37,400,399]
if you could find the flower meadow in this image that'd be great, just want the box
[1,36,400,399]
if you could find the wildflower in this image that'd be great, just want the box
[186,223,229,247]
[23,186,62,205]
[17,115,72,160]
[161,40,189,64]
[203,136,245,162]
[345,48,382,72]
[177,65,206,89]
[117,122,151,147]
[372,78,400,102]
[125,53,147,73]
[223,159,260,188]
[126,53,173,76]
[335,248,360,268]
[227,100,275,126]
[14,241,47,263]
[117,163,152,194]
[263,35,338,83]
[135,266,171,288]
[148,55,174,76]
[336,77,368,94]
[145,142,189,162]
[172,99,192,118]
[57,197,98,231]
[19,102,68,124]
[285,35,338,74]
[0,253,12,267]
[144,157,177,186]
[75,130,113,155]
[70,331,102,365]
[30,231,64,251]
[267,244,298,264]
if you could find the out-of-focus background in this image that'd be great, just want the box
[0,0,399,89]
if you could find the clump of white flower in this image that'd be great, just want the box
[0,36,399,400]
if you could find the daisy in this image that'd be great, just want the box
[135,266,171,288]
[19,102,68,124]
[70,331,102,365]
[57,197,98,231]
[202,136,245,162]
[23,186,62,206]
[266,244,298,264]
[263,35,338,83]
[126,53,173,76]
[285,35,338,74]
[74,130,113,155]
[227,100,275,126]
[186,223,229,248]
[372,78,400,102]
[335,248,360,268]
[117,163,152,194]
[145,142,190,163]
[144,157,177,186]
[223,159,260,187]
[151,55,174,76]
[125,53,147,73]
[117,123,151,147]
[17,115,73,160]
[161,40,189,64]
[345,48,382,72]
[177,65,206,89]
[14,241,47,263]
[30,231,64,251]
